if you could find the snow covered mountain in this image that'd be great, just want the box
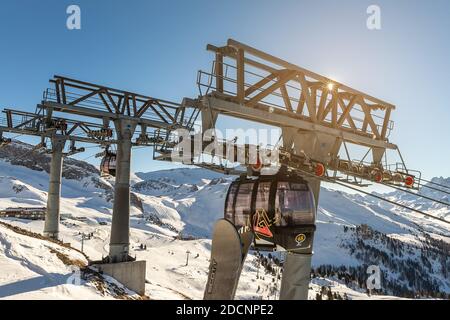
[0,140,449,300]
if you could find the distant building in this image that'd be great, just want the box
[0,207,46,220]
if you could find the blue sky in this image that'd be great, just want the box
[0,0,449,182]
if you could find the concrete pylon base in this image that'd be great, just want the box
[43,231,59,239]
[91,260,146,295]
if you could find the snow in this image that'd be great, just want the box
[0,152,449,300]
[0,222,108,300]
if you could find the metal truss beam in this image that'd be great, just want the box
[0,109,116,145]
[201,96,396,150]
[43,75,194,130]
[201,39,395,144]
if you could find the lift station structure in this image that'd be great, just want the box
[0,39,448,298]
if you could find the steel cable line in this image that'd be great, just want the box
[385,183,450,207]
[420,183,450,196]
[14,146,44,161]
[296,168,450,225]
[420,178,450,191]
[331,179,450,225]
[81,153,97,162]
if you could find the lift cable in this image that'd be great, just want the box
[419,183,450,196]
[420,178,450,191]
[332,179,450,225]
[385,183,450,208]
[297,169,450,225]
[81,153,97,162]
[14,147,40,162]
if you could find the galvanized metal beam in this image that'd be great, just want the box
[202,95,397,150]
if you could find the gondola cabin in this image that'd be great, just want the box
[100,151,117,177]
[224,173,316,252]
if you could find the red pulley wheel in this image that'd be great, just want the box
[404,176,414,188]
[373,171,383,183]
[315,163,325,177]
[251,156,262,172]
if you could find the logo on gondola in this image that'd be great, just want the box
[252,209,273,239]
[295,233,306,246]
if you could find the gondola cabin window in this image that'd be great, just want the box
[255,182,271,212]
[225,183,238,221]
[234,183,253,227]
[275,182,314,226]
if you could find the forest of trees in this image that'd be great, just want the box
[320,224,450,299]
[252,224,450,299]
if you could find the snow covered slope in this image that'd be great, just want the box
[0,140,449,299]
[0,222,142,300]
